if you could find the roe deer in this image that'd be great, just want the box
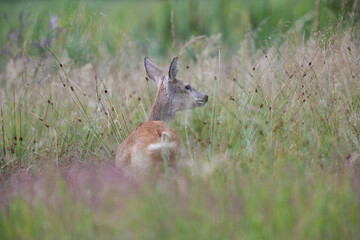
[115,57,208,173]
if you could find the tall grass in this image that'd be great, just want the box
[0,1,360,240]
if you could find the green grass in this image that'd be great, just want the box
[0,0,357,63]
[0,1,360,239]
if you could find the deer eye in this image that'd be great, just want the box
[185,85,191,91]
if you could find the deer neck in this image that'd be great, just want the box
[147,85,175,124]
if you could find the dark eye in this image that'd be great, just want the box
[185,85,191,90]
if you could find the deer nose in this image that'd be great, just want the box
[204,95,208,102]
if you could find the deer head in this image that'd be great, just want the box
[145,57,208,123]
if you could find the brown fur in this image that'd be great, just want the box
[115,121,181,172]
[115,57,207,174]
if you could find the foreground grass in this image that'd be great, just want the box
[0,6,360,240]
[1,162,358,240]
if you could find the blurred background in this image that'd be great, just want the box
[0,0,358,67]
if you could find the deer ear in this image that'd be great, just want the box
[144,57,164,87]
[168,57,179,81]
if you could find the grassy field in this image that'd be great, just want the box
[0,0,357,61]
[0,0,360,239]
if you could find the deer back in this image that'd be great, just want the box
[115,121,181,172]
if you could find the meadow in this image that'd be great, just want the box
[0,0,360,239]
